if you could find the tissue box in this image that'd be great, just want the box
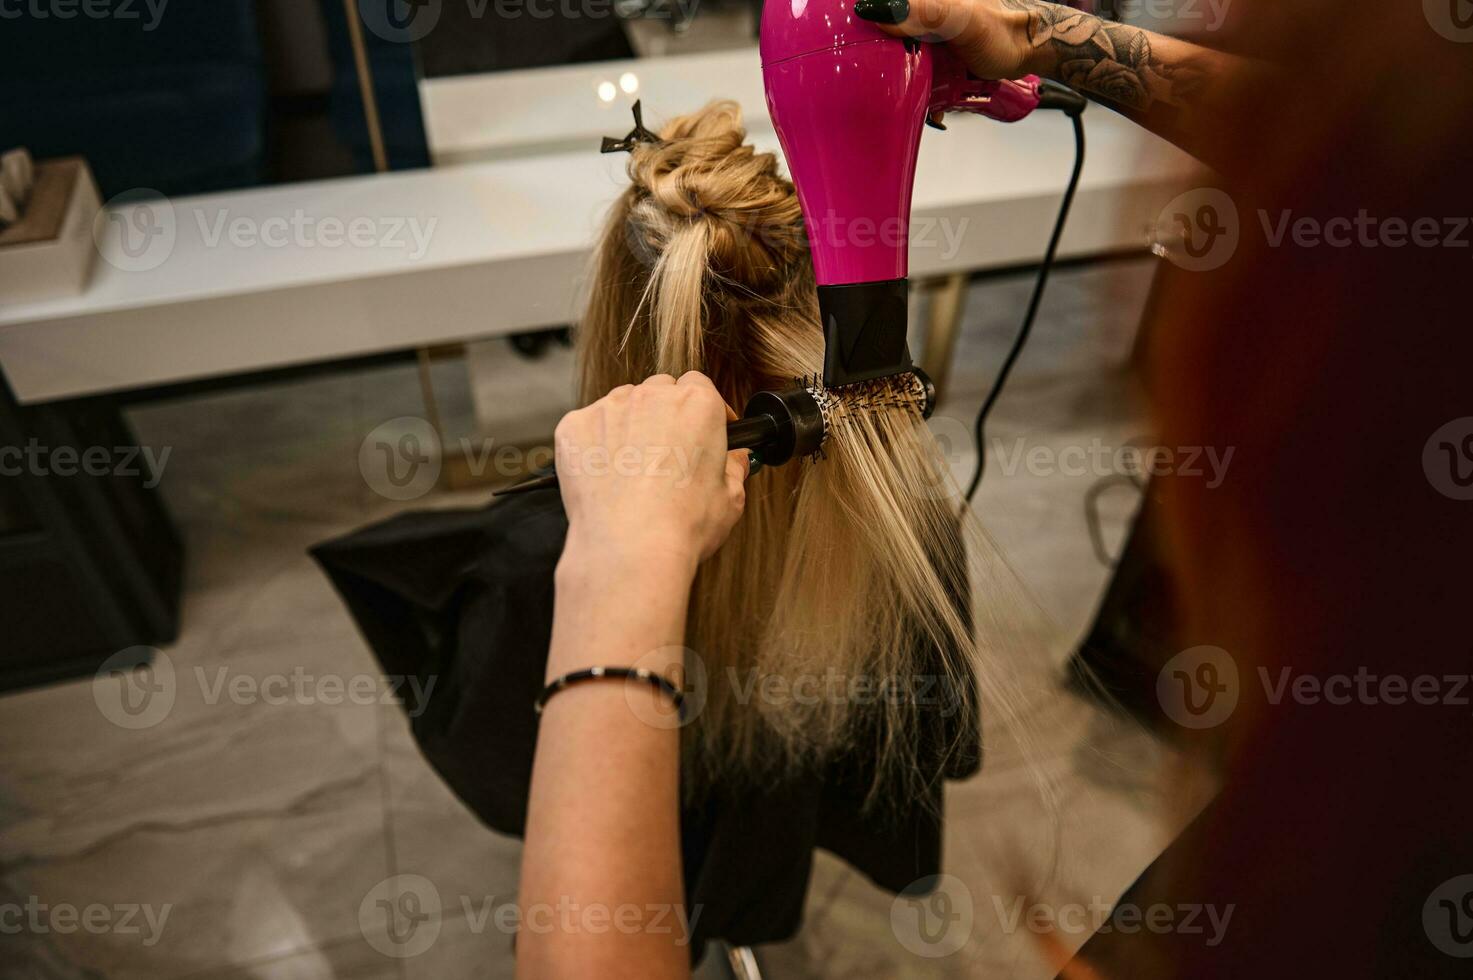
[0,157,101,305]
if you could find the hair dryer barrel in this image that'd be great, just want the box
[760,0,1045,385]
[760,4,935,385]
[761,38,932,290]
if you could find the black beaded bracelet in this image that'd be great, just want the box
[534,666,686,721]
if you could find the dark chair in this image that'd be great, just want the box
[0,373,182,693]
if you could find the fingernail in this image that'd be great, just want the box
[853,0,909,23]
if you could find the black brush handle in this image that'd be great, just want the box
[494,415,781,497]
[726,414,782,451]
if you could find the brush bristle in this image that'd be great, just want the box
[797,372,930,460]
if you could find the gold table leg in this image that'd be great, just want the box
[918,272,968,403]
[416,343,560,492]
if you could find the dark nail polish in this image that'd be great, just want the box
[853,0,908,24]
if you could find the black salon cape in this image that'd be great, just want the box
[311,490,980,954]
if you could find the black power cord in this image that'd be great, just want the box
[965,95,1087,504]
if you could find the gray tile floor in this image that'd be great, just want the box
[1,258,1205,979]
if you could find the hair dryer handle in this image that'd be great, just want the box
[928,43,1042,122]
[931,71,1044,123]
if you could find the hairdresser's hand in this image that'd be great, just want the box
[853,0,1039,81]
[554,372,749,578]
[855,0,1257,163]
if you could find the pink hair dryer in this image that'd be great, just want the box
[761,1,1061,386]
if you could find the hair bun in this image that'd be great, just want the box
[625,101,807,293]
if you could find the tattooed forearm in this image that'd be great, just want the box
[1001,0,1205,112]
[990,0,1268,169]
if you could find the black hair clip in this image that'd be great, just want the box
[600,100,663,154]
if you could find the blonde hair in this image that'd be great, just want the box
[579,102,997,795]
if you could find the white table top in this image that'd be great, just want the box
[0,48,1197,404]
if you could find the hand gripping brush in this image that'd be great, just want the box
[494,370,936,496]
